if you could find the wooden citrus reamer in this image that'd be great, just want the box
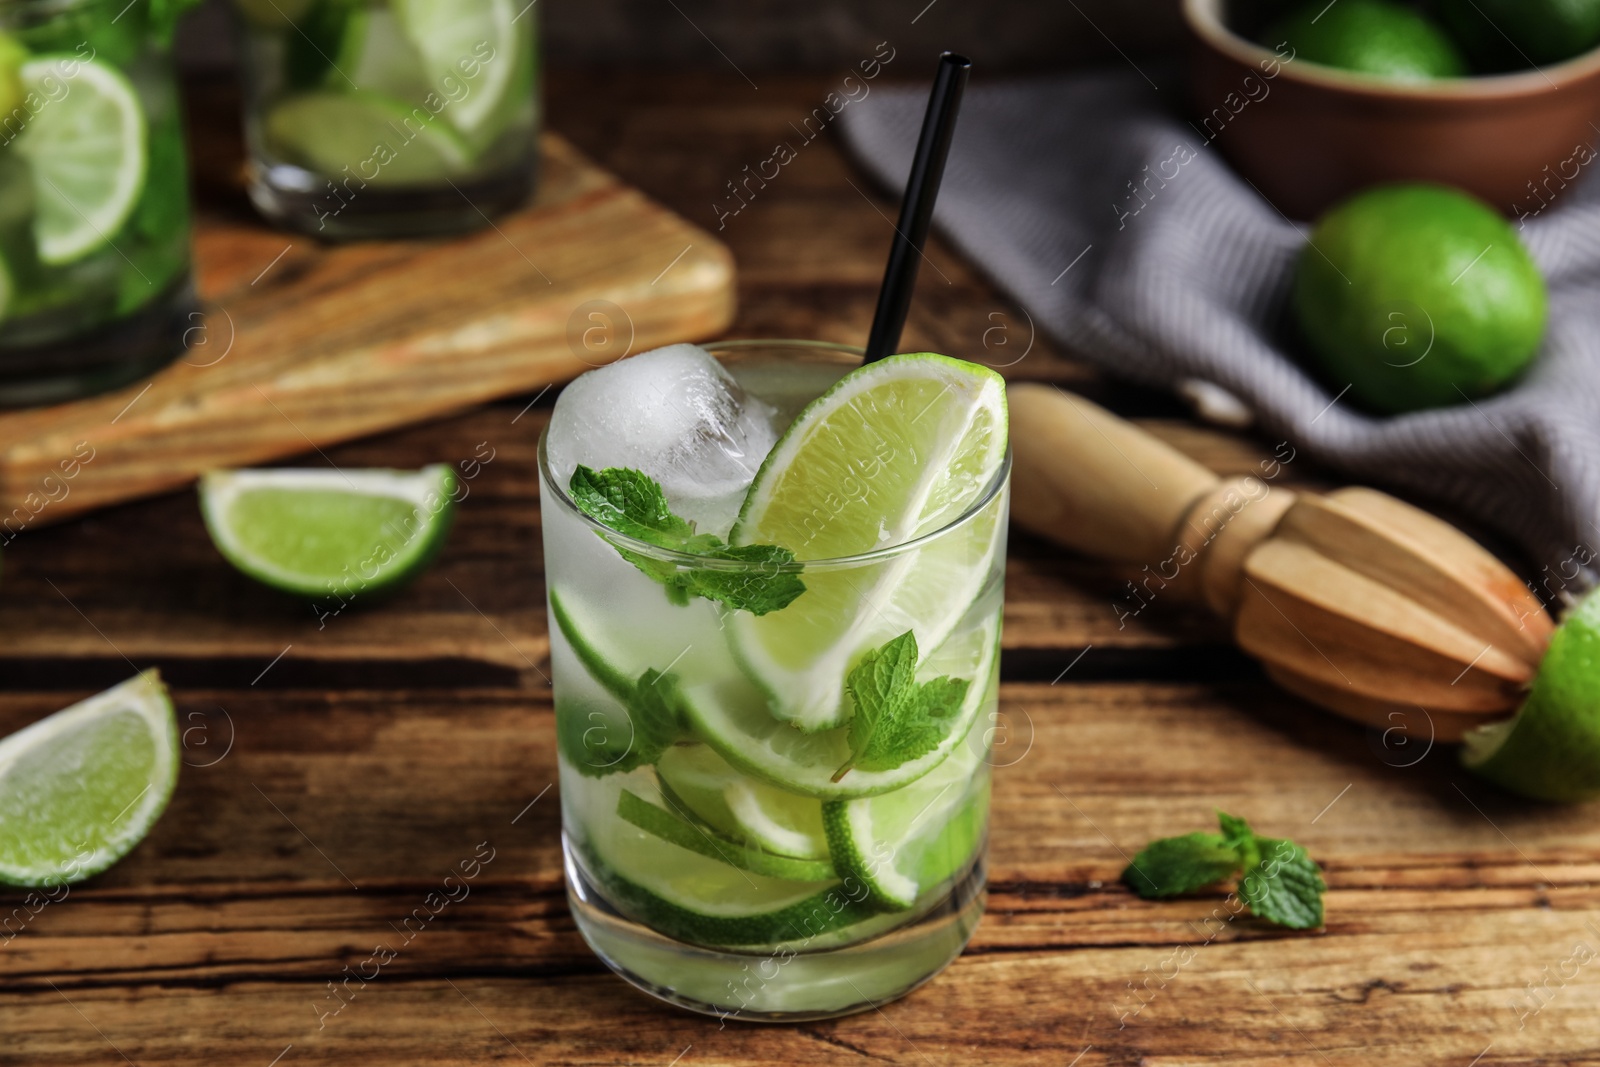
[1008,384,1555,741]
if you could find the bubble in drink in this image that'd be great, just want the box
[545,344,778,536]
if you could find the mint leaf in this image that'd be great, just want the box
[1239,838,1326,930]
[1124,816,1326,930]
[833,631,970,781]
[569,466,804,615]
[1122,833,1243,899]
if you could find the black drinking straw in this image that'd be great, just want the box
[862,52,972,365]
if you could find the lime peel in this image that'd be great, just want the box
[1463,589,1600,802]
[199,465,456,600]
[0,671,178,887]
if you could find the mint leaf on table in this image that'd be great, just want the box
[1240,838,1326,930]
[1121,811,1326,930]
[833,631,970,782]
[568,466,804,615]
[1122,832,1244,899]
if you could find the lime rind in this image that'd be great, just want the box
[15,56,148,266]
[727,352,1008,730]
[823,701,990,910]
[0,671,178,887]
[617,788,835,882]
[199,465,457,600]
[1463,590,1600,802]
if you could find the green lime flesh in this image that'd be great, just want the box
[199,466,456,599]
[0,672,178,887]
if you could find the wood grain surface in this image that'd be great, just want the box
[0,134,733,526]
[1,70,1595,1067]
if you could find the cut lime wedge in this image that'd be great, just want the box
[618,788,834,882]
[199,466,456,599]
[1463,589,1600,802]
[391,0,519,136]
[346,7,434,103]
[264,91,472,185]
[14,56,148,266]
[568,769,865,948]
[823,733,988,910]
[0,672,178,887]
[728,353,1008,730]
[656,743,830,860]
[688,607,1001,800]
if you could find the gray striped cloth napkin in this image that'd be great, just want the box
[838,71,1600,580]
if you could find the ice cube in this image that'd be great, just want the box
[545,344,778,537]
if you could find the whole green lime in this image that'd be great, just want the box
[1435,0,1600,70]
[1291,183,1547,414]
[1464,587,1600,802]
[1261,0,1467,80]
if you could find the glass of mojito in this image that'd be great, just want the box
[540,339,1010,1020]
[231,0,539,238]
[0,0,197,405]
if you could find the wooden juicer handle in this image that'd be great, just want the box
[1007,383,1555,742]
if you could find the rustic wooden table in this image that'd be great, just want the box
[4,71,1598,1067]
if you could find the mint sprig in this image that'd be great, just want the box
[1122,812,1326,930]
[833,631,970,782]
[568,466,805,616]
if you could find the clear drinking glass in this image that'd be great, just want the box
[230,0,540,238]
[0,0,197,405]
[540,340,1010,1021]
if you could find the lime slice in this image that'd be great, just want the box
[656,743,830,860]
[728,353,1008,730]
[0,672,178,887]
[199,466,456,599]
[687,607,1001,800]
[391,0,519,136]
[617,788,834,882]
[264,91,472,186]
[823,735,988,910]
[568,769,868,948]
[1463,589,1600,802]
[14,56,147,266]
[346,8,434,102]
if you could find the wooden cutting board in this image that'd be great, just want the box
[0,133,735,527]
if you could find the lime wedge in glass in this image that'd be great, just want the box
[199,466,456,599]
[823,731,988,910]
[616,788,834,882]
[686,610,1000,800]
[0,672,178,887]
[391,0,519,136]
[1463,589,1600,802]
[656,743,830,860]
[728,352,1008,730]
[14,56,148,266]
[265,91,472,185]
